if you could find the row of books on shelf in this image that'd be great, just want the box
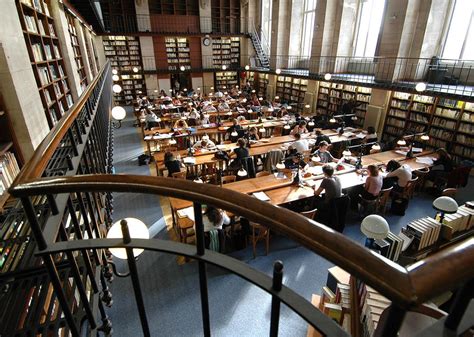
[452,146,474,159]
[21,0,50,16]
[432,117,456,129]
[356,280,391,337]
[0,152,20,196]
[458,122,474,133]
[435,107,459,119]
[412,102,432,113]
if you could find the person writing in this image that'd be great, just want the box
[312,141,338,163]
[384,160,412,192]
[290,121,308,135]
[164,151,183,177]
[193,138,216,150]
[314,165,342,205]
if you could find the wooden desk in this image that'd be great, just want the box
[223,173,292,194]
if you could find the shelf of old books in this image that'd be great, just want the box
[65,11,87,92]
[275,76,308,112]
[212,37,240,67]
[17,0,74,128]
[215,71,238,90]
[165,37,191,71]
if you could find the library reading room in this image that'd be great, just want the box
[1,0,474,336]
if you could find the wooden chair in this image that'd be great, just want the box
[441,188,457,199]
[301,208,317,220]
[172,171,187,179]
[359,195,378,217]
[255,171,271,177]
[376,187,393,214]
[403,176,419,199]
[250,223,270,258]
[414,167,430,192]
[221,175,237,184]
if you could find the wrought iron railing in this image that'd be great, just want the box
[103,14,251,35]
[6,61,474,337]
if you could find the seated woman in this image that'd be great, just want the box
[201,206,231,251]
[290,120,308,135]
[145,110,160,130]
[248,127,260,141]
[218,100,230,111]
[229,138,250,170]
[428,148,454,181]
[312,141,338,163]
[360,165,383,200]
[193,138,216,150]
[173,119,189,129]
[384,160,412,192]
[164,151,183,177]
[172,96,181,106]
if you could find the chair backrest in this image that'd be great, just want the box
[378,187,393,204]
[441,188,457,198]
[241,157,256,178]
[172,171,186,179]
[221,175,237,184]
[301,208,317,220]
[255,171,271,178]
[415,167,430,175]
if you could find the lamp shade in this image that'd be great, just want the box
[230,131,238,137]
[308,121,315,126]
[275,96,279,100]
[112,74,120,81]
[433,196,458,214]
[284,124,291,129]
[415,82,427,92]
[324,73,332,81]
[251,89,256,93]
[193,177,204,183]
[107,218,149,259]
[397,139,406,146]
[222,65,227,70]
[132,67,139,73]
[361,215,390,240]
[112,84,122,93]
[276,162,285,170]
[305,104,310,108]
[112,69,118,75]
[342,150,352,157]
[237,168,248,177]
[351,116,358,120]
[245,65,250,70]
[275,68,281,74]
[371,144,381,151]
[112,106,126,120]
[329,118,336,123]
[202,135,210,141]
[180,65,185,71]
[420,134,430,141]
[259,127,266,133]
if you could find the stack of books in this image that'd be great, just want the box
[357,280,391,337]
[440,203,474,239]
[400,217,442,251]
[0,152,20,196]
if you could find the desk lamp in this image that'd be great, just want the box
[107,218,149,260]
[433,196,458,223]
[237,167,248,177]
[112,106,126,129]
[360,215,390,250]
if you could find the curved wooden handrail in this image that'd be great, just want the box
[13,63,110,184]
[11,174,474,308]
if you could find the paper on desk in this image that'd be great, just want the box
[307,166,324,175]
[183,157,196,164]
[177,206,195,222]
[412,147,423,153]
[344,127,356,132]
[216,144,227,150]
[144,135,152,140]
[253,191,270,201]
[342,132,355,137]
[259,138,270,143]
[395,150,408,156]
[356,132,367,139]
[416,156,434,165]
[305,179,317,187]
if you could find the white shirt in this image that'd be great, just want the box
[202,211,230,232]
[193,139,216,150]
[387,164,412,187]
[291,139,309,153]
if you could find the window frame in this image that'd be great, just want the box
[352,0,387,58]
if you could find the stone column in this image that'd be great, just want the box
[0,0,49,160]
[270,0,292,69]
[135,0,151,32]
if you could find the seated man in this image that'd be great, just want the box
[145,110,160,130]
[312,141,338,163]
[193,138,216,150]
[290,133,309,154]
[202,102,217,112]
[314,165,342,205]
[218,100,230,111]
[227,119,243,142]
[284,153,307,170]
[314,130,332,146]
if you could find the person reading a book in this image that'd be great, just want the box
[193,138,216,150]
[200,206,231,251]
[428,148,454,182]
[312,141,338,163]
[314,165,342,206]
[164,151,183,177]
[290,120,309,135]
[384,160,412,192]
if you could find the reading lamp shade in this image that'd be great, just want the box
[111,106,126,121]
[112,84,122,93]
[433,196,458,214]
[107,218,149,259]
[361,215,389,240]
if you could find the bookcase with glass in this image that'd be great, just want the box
[65,11,87,92]
[315,82,372,127]
[215,71,238,90]
[17,0,74,128]
[212,37,240,68]
[103,36,146,104]
[165,37,191,71]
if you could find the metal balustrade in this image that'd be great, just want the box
[6,62,474,337]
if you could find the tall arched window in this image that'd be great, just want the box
[442,0,474,60]
[353,0,386,57]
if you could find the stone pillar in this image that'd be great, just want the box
[366,89,391,133]
[199,0,212,33]
[74,20,93,83]
[50,1,81,100]
[303,80,318,116]
[270,0,292,69]
[93,35,107,69]
[309,0,327,74]
[135,0,151,32]
[0,0,49,160]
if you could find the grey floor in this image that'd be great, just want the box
[106,111,473,337]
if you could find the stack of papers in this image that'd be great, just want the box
[412,147,423,153]
[177,206,195,221]
[395,150,408,156]
[416,157,434,165]
[253,191,270,201]
[183,157,196,164]
[356,132,367,139]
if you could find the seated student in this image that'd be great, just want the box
[218,100,230,111]
[145,110,160,130]
[429,148,454,179]
[227,119,243,142]
[173,119,189,129]
[172,96,181,106]
[365,126,378,143]
[201,206,231,251]
[290,120,308,135]
[384,160,412,192]
[290,132,309,154]
[314,130,332,146]
[188,108,200,125]
[229,138,250,169]
[200,112,211,125]
[193,138,216,150]
[312,141,338,163]
[248,126,260,141]
[164,151,183,177]
[202,102,217,112]
[314,164,342,205]
[361,165,383,200]
[284,153,307,170]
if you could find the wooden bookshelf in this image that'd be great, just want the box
[215,71,238,90]
[165,37,191,71]
[315,82,372,127]
[150,0,199,15]
[382,91,474,163]
[82,26,96,77]
[211,0,241,33]
[16,0,74,128]
[212,37,240,67]
[257,73,268,97]
[103,35,146,105]
[65,11,87,92]
[276,76,308,112]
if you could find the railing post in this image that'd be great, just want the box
[445,278,474,331]
[121,220,151,337]
[270,260,283,337]
[193,202,211,337]
[374,304,405,337]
